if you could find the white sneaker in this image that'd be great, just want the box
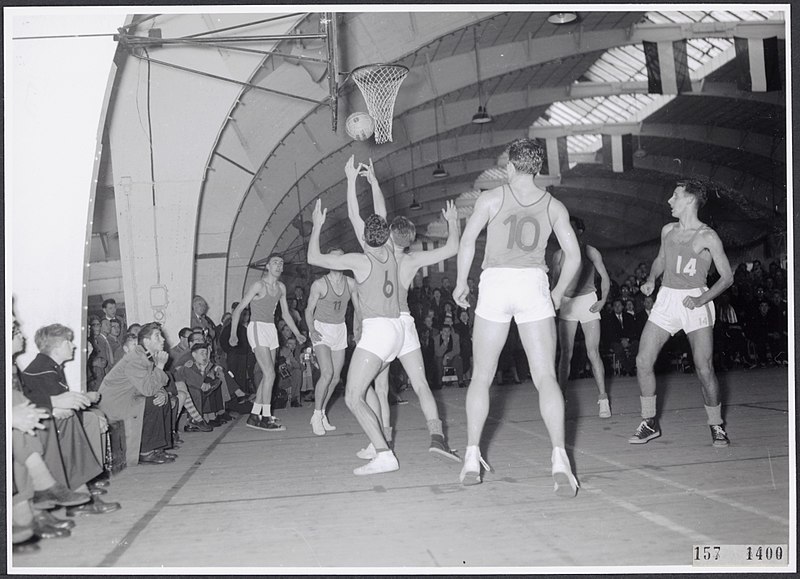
[353,450,399,475]
[459,445,490,486]
[321,413,336,431]
[551,447,579,498]
[598,398,611,419]
[356,443,376,460]
[310,412,325,436]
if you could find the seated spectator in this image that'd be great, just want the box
[127,323,142,338]
[417,315,438,386]
[169,327,193,368]
[98,322,177,466]
[745,300,783,367]
[19,323,120,516]
[715,292,748,369]
[173,343,228,428]
[601,298,639,375]
[433,324,464,387]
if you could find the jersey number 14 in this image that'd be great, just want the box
[676,255,697,276]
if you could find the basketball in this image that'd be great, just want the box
[345,112,375,141]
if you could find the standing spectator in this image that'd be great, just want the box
[191,295,217,344]
[602,299,639,375]
[101,298,126,329]
[454,309,473,384]
[98,322,176,466]
[220,307,256,396]
[98,318,117,367]
[293,286,307,313]
[715,292,747,368]
[277,336,303,407]
[418,315,438,386]
[108,319,125,366]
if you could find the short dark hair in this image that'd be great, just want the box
[137,322,162,346]
[677,178,708,208]
[102,298,116,309]
[179,327,192,340]
[390,216,416,248]
[506,138,544,176]
[34,324,74,355]
[364,213,390,248]
[190,342,209,353]
[266,253,283,264]
[569,216,585,233]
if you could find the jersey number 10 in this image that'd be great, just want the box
[676,255,697,276]
[504,215,540,252]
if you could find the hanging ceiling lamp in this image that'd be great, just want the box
[471,27,493,125]
[432,99,449,178]
[547,12,578,25]
[633,134,647,159]
[409,145,422,210]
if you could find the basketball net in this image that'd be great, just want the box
[351,64,409,144]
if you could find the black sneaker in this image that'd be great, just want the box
[710,425,730,447]
[260,416,286,431]
[245,414,263,430]
[628,418,661,444]
[429,438,462,463]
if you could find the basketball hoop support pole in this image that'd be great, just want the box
[324,13,339,132]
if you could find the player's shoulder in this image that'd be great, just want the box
[661,222,678,236]
[697,223,722,243]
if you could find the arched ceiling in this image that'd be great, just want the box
[111,9,787,300]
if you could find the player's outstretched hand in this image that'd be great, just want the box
[312,199,327,228]
[443,200,458,222]
[452,284,470,309]
[359,158,377,185]
[345,155,359,180]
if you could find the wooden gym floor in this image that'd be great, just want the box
[10,366,793,572]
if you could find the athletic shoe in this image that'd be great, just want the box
[628,418,661,444]
[710,425,730,447]
[598,398,611,419]
[184,419,213,433]
[321,414,336,431]
[459,445,491,486]
[551,447,579,498]
[356,443,377,460]
[245,414,263,430]
[310,413,326,436]
[353,450,399,476]
[429,438,462,463]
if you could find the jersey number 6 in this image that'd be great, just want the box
[383,271,394,298]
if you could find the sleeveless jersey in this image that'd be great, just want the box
[662,225,712,289]
[249,280,281,323]
[482,185,552,270]
[564,243,597,298]
[314,275,350,324]
[356,249,400,320]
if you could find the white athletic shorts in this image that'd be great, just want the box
[397,312,422,358]
[558,292,601,324]
[648,286,716,336]
[247,321,279,351]
[312,320,348,351]
[475,268,554,324]
[356,317,404,363]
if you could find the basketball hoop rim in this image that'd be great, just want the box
[349,63,409,78]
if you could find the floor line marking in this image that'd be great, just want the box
[98,418,239,567]
[438,397,790,527]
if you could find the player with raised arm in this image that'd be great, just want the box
[353,159,461,463]
[306,156,404,476]
[452,138,582,497]
[304,254,359,436]
[628,178,733,446]
[230,254,306,431]
[551,216,612,417]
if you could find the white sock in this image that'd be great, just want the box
[251,403,263,416]
[313,409,322,417]
[264,404,272,417]
[25,454,57,491]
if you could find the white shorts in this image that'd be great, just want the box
[356,317,404,363]
[247,321,279,351]
[312,320,348,351]
[398,312,421,358]
[558,292,601,324]
[648,286,715,336]
[475,268,554,324]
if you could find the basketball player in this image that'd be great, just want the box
[452,138,581,497]
[551,216,612,417]
[230,254,306,431]
[354,159,461,463]
[304,254,359,436]
[306,158,403,476]
[628,179,733,446]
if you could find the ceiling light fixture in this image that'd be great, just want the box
[433,99,449,178]
[633,134,647,159]
[409,144,422,210]
[547,12,578,25]
[471,26,493,125]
